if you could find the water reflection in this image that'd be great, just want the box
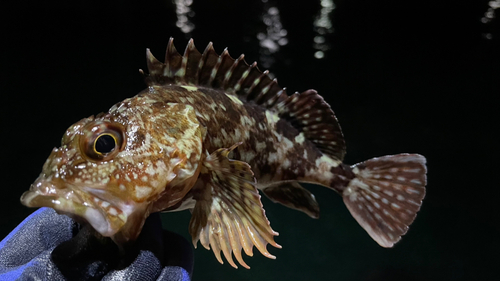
[174,0,195,35]
[481,0,499,39]
[171,0,338,65]
[258,1,288,69]
[313,0,335,59]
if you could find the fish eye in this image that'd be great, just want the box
[94,134,117,155]
[81,121,126,161]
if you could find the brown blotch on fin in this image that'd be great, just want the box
[142,39,345,159]
[189,143,280,269]
[262,182,320,219]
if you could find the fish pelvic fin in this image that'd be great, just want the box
[189,143,280,269]
[262,182,320,219]
[342,154,427,247]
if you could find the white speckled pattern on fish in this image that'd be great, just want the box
[21,38,427,269]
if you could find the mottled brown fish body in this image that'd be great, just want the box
[21,38,427,269]
[143,84,351,190]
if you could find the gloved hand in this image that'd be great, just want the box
[0,208,193,281]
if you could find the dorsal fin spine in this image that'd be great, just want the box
[196,57,205,85]
[223,68,232,88]
[209,53,223,85]
[234,62,254,92]
[199,42,217,85]
[287,93,300,109]
[217,49,234,86]
[265,87,286,107]
[223,54,244,89]
[254,77,275,104]
[200,42,213,69]
[183,39,201,84]
[164,38,174,79]
[144,39,346,160]
[275,96,289,113]
[178,55,188,79]
[165,38,182,80]
[245,69,266,96]
[206,46,223,86]
[221,52,236,89]
[145,49,161,78]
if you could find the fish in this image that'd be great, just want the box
[20,38,427,269]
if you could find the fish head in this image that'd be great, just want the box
[21,97,204,243]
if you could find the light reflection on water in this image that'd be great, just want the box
[482,0,499,39]
[172,0,337,66]
[174,0,195,35]
[258,2,288,69]
[313,0,335,59]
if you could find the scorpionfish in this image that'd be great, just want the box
[21,38,427,269]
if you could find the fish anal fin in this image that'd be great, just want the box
[343,154,427,247]
[189,143,280,269]
[262,182,320,219]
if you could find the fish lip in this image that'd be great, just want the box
[21,179,84,207]
[21,178,126,237]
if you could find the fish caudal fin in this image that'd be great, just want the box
[343,154,426,247]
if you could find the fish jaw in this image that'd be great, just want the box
[20,176,129,237]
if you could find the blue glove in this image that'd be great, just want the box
[0,208,193,281]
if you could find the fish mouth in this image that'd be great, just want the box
[21,178,128,237]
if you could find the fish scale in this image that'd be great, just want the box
[21,38,427,270]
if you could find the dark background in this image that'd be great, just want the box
[1,0,498,280]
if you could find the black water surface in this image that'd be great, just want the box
[1,0,498,280]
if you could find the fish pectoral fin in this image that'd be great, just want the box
[189,143,281,269]
[262,182,320,219]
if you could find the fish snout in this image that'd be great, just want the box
[20,177,79,208]
[21,177,128,238]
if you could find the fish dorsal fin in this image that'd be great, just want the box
[274,89,346,160]
[142,38,345,160]
[189,143,281,269]
[143,38,282,99]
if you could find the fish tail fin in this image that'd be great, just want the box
[342,154,427,247]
